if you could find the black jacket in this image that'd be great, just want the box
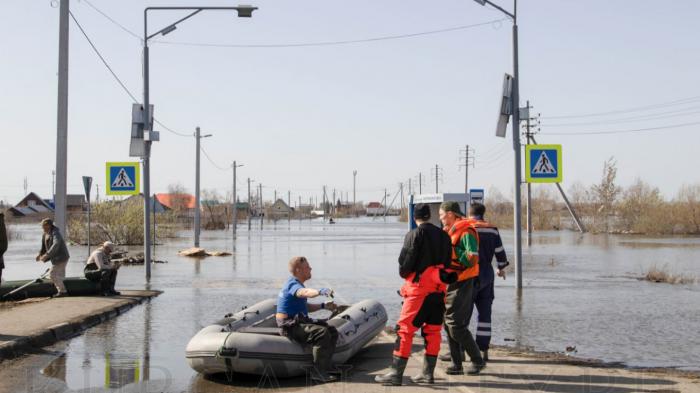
[398,222,452,279]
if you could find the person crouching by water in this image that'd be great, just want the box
[36,218,70,298]
[84,241,121,296]
[276,256,339,383]
[375,203,455,386]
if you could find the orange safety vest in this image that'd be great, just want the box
[445,218,480,282]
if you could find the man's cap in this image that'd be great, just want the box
[440,201,464,216]
[413,203,431,220]
[103,241,115,251]
[40,218,53,226]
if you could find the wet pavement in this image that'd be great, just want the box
[1,218,700,392]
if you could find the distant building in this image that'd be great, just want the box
[8,192,54,217]
[66,194,86,212]
[154,193,196,211]
[269,199,293,218]
[366,202,384,216]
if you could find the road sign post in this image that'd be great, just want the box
[82,176,92,257]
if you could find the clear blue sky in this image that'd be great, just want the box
[1,0,699,205]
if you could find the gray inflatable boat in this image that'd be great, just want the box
[186,298,387,377]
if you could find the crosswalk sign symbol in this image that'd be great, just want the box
[106,162,140,195]
[525,144,562,183]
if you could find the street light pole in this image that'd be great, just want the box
[232,161,243,236]
[194,127,212,247]
[473,0,523,290]
[141,4,257,278]
[353,170,357,217]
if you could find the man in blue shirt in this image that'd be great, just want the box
[276,256,338,383]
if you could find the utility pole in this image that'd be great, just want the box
[194,127,201,247]
[95,184,100,203]
[418,172,422,194]
[322,186,327,221]
[408,178,412,196]
[399,183,404,212]
[460,145,475,195]
[54,0,69,236]
[353,170,357,217]
[247,178,252,231]
[384,188,387,219]
[51,171,56,199]
[288,190,291,222]
[432,165,442,193]
[194,127,212,247]
[259,183,263,229]
[524,101,533,246]
[274,190,277,203]
[23,177,28,196]
[232,161,243,236]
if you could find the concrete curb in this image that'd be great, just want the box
[0,290,161,361]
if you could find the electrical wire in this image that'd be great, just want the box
[541,95,700,120]
[541,106,700,127]
[200,146,230,171]
[82,0,141,41]
[79,2,506,49]
[540,121,700,136]
[70,10,192,138]
[154,19,508,48]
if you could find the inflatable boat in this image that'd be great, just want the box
[186,298,387,377]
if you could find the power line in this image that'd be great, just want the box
[70,10,191,138]
[156,19,506,48]
[200,146,229,171]
[69,10,138,103]
[542,95,700,120]
[540,121,700,136]
[82,0,141,41]
[542,106,700,127]
[80,1,506,49]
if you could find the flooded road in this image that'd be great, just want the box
[2,218,700,391]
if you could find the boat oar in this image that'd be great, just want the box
[1,268,51,300]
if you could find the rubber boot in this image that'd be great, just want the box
[375,356,408,386]
[482,349,489,362]
[410,355,437,384]
[109,270,120,295]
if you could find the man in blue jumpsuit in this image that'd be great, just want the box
[440,203,509,362]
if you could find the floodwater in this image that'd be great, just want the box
[2,218,700,391]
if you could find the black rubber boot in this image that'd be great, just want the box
[410,355,437,384]
[375,356,408,386]
[482,349,489,362]
[466,361,486,375]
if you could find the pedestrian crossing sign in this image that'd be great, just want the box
[106,162,140,195]
[525,144,562,183]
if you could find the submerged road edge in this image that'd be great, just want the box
[0,290,162,361]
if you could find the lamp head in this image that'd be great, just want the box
[235,5,257,18]
[160,24,177,36]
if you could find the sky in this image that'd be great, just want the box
[1,0,699,206]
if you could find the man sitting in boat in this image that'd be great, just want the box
[84,241,121,296]
[276,256,339,383]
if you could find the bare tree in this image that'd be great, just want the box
[590,157,621,232]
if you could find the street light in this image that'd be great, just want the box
[141,5,258,279]
[472,0,523,291]
[195,127,213,248]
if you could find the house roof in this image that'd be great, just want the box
[367,202,382,208]
[155,193,196,209]
[15,192,53,211]
[66,194,86,207]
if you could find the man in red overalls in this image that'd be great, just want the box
[375,203,454,385]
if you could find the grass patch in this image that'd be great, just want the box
[643,265,697,285]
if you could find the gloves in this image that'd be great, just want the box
[318,288,334,297]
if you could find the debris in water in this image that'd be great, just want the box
[178,247,232,257]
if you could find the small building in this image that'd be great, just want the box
[155,193,196,211]
[66,194,87,212]
[366,202,384,216]
[268,199,293,218]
